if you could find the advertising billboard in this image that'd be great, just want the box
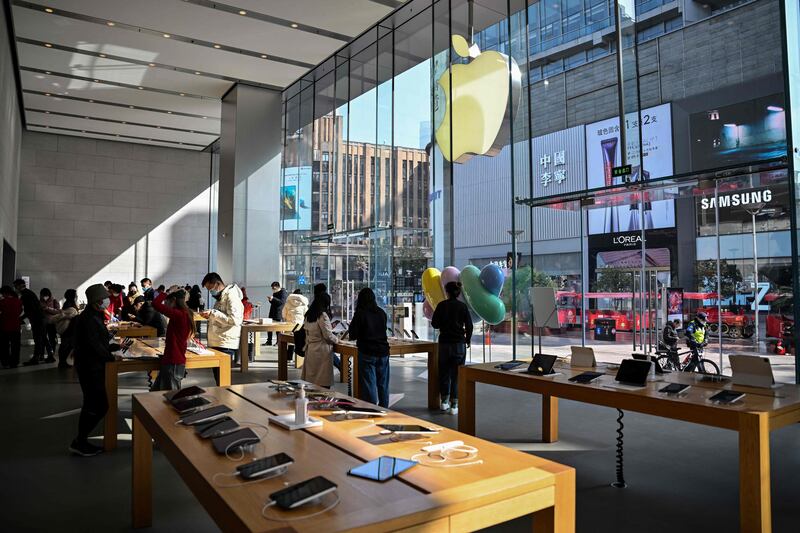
[281,166,312,231]
[585,103,675,235]
[532,125,586,198]
[690,94,787,171]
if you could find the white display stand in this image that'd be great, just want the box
[268,413,323,430]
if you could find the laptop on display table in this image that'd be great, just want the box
[605,359,652,391]
[570,346,596,368]
[524,354,558,376]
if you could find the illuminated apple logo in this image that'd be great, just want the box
[434,35,521,163]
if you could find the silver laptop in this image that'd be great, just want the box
[570,346,596,368]
[729,355,779,389]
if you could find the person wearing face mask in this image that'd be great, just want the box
[40,288,61,361]
[14,279,48,366]
[150,286,195,391]
[264,281,287,346]
[140,278,154,302]
[69,284,122,457]
[131,296,166,336]
[106,284,125,320]
[200,272,244,373]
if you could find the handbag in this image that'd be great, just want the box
[294,325,307,357]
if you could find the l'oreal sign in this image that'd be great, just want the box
[612,234,643,247]
[700,189,773,210]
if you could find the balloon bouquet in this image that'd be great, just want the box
[421,264,506,326]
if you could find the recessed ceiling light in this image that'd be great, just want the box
[202,116,207,119]
[44,43,53,48]
[238,10,247,15]
[163,33,171,38]
[167,111,172,114]
[45,71,51,74]
[148,63,155,67]
[138,86,144,90]
[84,116,89,119]
[44,8,53,13]
[89,99,94,103]
[99,54,106,58]
[260,54,267,59]
[106,21,115,26]
[45,93,51,96]
[194,71,201,75]
[290,23,298,28]
[93,79,99,82]
[45,111,50,114]
[179,93,185,96]
[129,105,134,108]
[213,44,221,49]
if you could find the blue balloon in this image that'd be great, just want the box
[479,264,504,296]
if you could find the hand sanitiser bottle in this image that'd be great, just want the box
[294,386,308,425]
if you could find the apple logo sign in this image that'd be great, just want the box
[434,35,521,164]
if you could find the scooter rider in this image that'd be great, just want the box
[683,311,708,372]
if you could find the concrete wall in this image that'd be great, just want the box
[0,6,22,283]
[17,131,211,300]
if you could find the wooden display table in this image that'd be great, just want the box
[238,321,298,372]
[109,322,157,338]
[103,339,231,451]
[277,333,440,408]
[132,383,575,532]
[458,360,800,533]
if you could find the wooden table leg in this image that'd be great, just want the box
[427,346,439,410]
[132,409,153,528]
[542,395,559,443]
[253,332,261,363]
[104,363,119,451]
[341,352,350,384]
[217,356,231,387]
[278,338,288,381]
[457,368,476,435]
[739,412,771,533]
[239,329,248,373]
[533,468,576,533]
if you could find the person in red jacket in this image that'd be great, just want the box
[0,286,23,368]
[151,286,196,391]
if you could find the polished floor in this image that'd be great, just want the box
[1,344,799,532]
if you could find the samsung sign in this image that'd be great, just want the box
[701,189,773,210]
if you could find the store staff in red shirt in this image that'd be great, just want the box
[0,286,23,368]
[151,286,196,391]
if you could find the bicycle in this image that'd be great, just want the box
[656,343,720,375]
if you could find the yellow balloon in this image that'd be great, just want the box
[422,268,446,308]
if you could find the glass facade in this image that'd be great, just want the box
[280,0,798,383]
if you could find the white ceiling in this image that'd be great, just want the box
[10,0,404,150]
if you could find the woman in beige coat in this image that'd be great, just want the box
[301,293,338,388]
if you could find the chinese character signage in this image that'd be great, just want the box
[532,125,586,198]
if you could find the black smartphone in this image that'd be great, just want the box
[172,396,211,413]
[180,404,232,425]
[236,453,294,479]
[376,424,439,435]
[568,371,603,384]
[659,383,690,395]
[165,385,205,402]
[709,390,746,404]
[269,476,337,509]
[334,404,387,416]
[198,418,240,439]
[348,456,417,482]
[211,427,260,454]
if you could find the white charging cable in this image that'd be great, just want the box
[261,493,341,522]
[224,422,270,461]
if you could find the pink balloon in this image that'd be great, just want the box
[423,299,434,320]
[440,266,461,291]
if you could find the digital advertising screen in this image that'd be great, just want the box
[280,166,312,231]
[690,93,787,171]
[585,103,675,235]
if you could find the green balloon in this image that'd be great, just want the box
[461,265,506,325]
